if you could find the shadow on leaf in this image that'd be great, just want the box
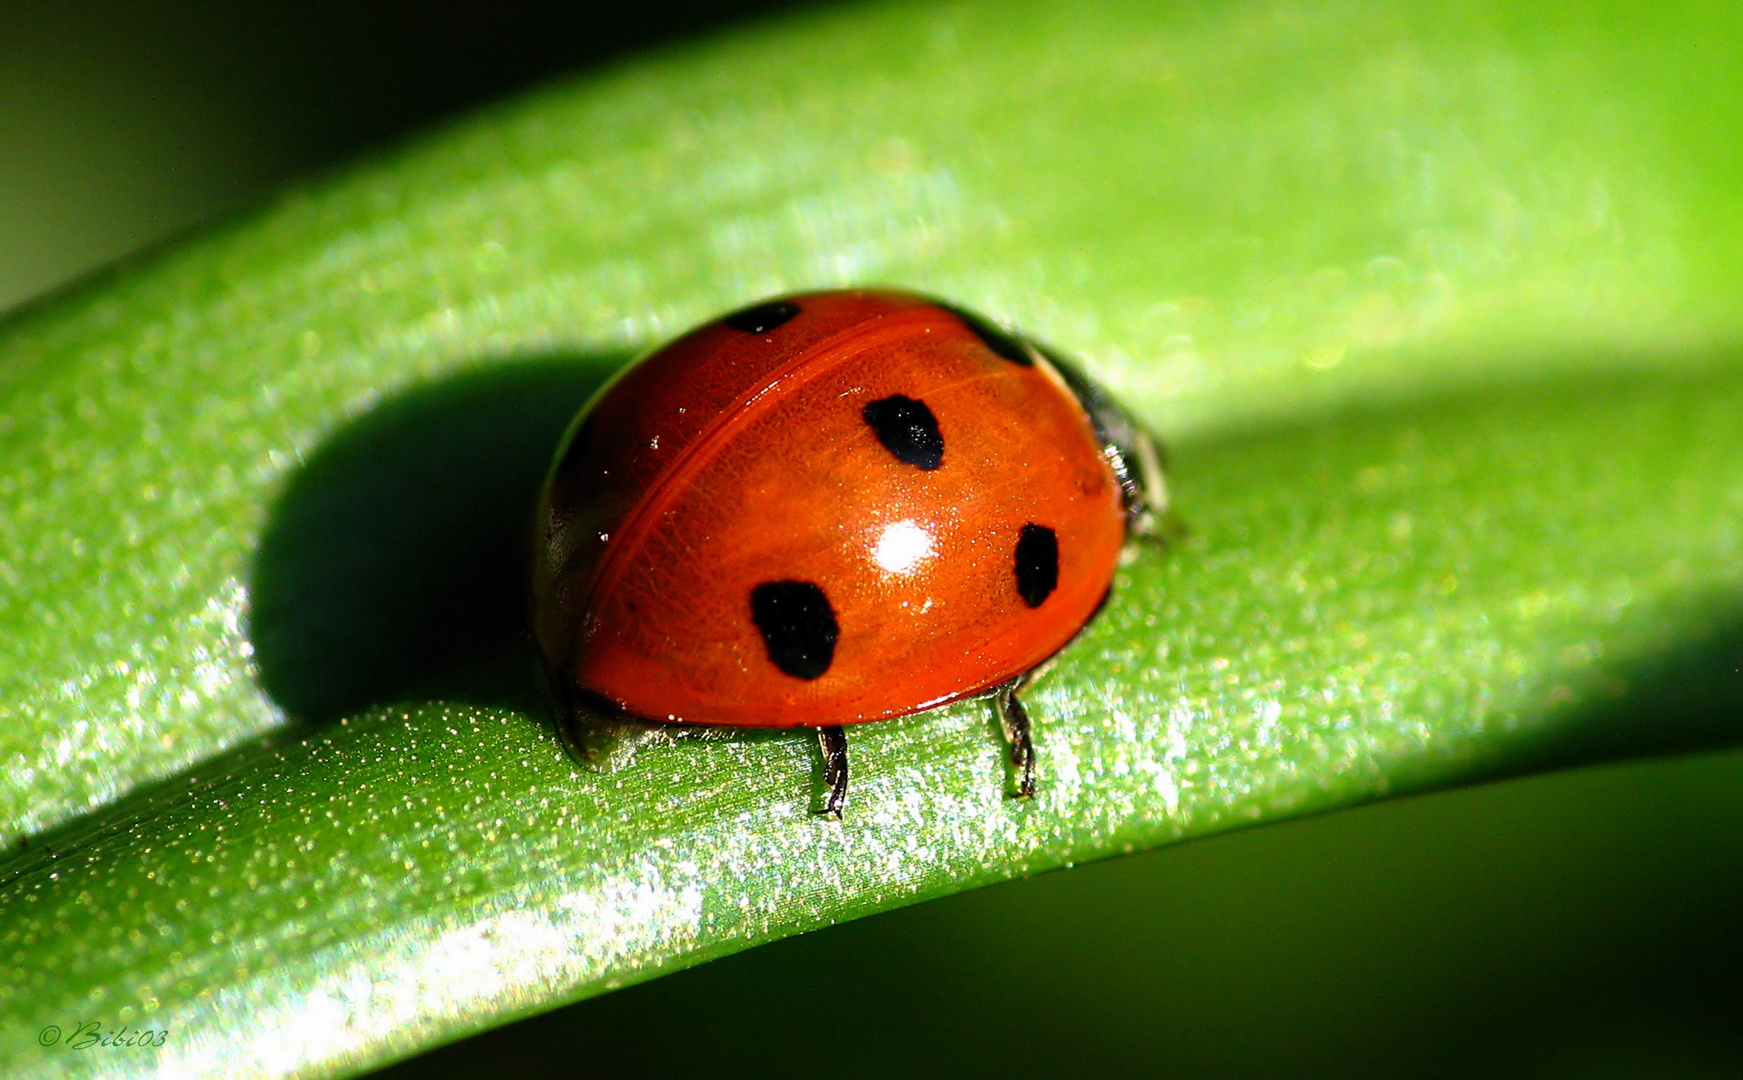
[249,353,627,721]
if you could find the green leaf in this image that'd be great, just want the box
[5,0,1743,1075]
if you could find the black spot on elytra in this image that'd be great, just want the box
[723,300,801,334]
[947,306,1034,366]
[750,581,838,679]
[1015,524,1058,608]
[862,394,943,470]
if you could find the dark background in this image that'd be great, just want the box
[0,0,810,310]
[3,2,1742,1076]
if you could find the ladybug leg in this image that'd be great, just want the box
[543,661,671,772]
[1119,427,1188,560]
[1134,429,1169,519]
[1137,429,1190,547]
[541,658,589,760]
[817,726,850,818]
[993,679,1038,799]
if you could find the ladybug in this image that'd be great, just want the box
[532,290,1166,815]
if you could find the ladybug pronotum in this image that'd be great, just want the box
[532,289,1166,815]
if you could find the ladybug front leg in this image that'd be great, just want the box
[817,726,850,818]
[544,661,675,772]
[993,680,1038,800]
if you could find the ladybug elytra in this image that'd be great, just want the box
[532,290,1166,815]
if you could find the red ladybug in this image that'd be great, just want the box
[533,290,1165,815]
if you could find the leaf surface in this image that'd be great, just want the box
[4,1,1743,1076]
